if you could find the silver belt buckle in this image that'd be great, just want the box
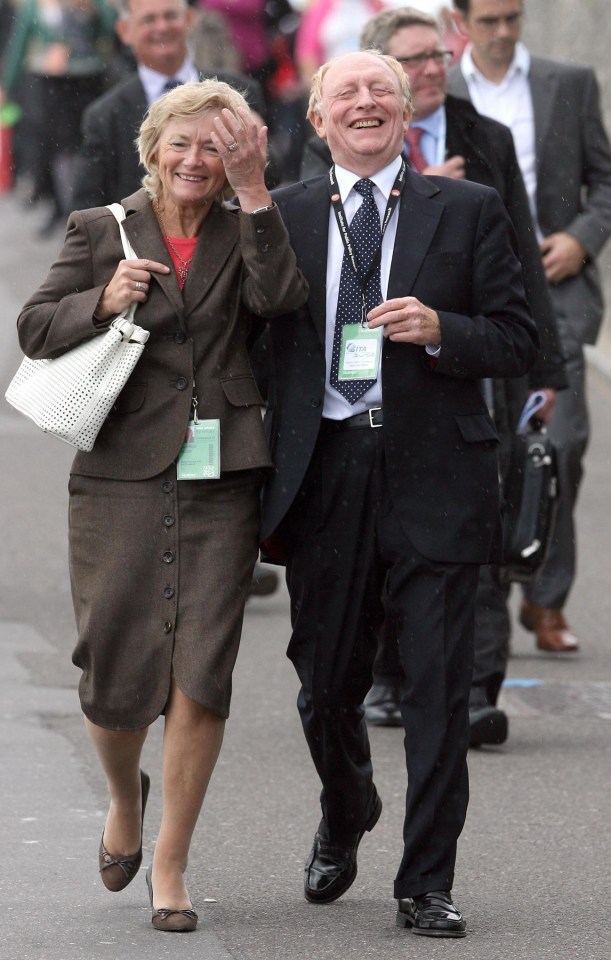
[368,406,382,428]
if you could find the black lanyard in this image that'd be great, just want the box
[328,159,406,307]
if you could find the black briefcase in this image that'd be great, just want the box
[501,423,559,582]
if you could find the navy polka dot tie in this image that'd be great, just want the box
[330,179,382,403]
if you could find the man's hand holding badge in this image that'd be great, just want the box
[367,296,442,345]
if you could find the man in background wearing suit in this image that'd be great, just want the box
[262,49,538,935]
[72,0,200,211]
[71,0,269,209]
[449,0,611,658]
[299,5,567,745]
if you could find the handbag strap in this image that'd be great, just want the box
[105,202,139,325]
[106,202,138,260]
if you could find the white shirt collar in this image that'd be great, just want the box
[410,105,444,137]
[461,40,530,85]
[333,155,403,203]
[138,58,199,105]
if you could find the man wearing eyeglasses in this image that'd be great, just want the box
[299,6,566,744]
[449,1,611,656]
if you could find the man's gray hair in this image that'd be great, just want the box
[360,6,441,53]
[115,0,187,19]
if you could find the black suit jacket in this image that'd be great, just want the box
[300,95,565,393]
[73,75,148,211]
[262,170,538,565]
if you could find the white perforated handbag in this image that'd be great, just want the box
[5,204,150,452]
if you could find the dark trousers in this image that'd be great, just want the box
[27,73,104,214]
[471,564,510,703]
[523,340,587,609]
[280,423,479,898]
[378,338,589,700]
[473,336,588,693]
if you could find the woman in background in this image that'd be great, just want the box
[1,0,116,234]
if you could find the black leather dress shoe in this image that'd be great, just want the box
[468,686,508,747]
[363,684,403,727]
[304,790,382,904]
[396,891,466,937]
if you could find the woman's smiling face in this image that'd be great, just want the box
[155,112,228,214]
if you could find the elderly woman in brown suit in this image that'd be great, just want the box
[16,80,307,932]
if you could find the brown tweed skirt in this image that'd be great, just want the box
[68,466,262,730]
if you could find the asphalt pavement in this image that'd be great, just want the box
[1,192,610,960]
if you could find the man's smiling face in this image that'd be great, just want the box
[117,0,192,75]
[310,53,411,176]
[386,24,449,120]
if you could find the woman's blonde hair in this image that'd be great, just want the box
[137,79,253,201]
[307,49,413,122]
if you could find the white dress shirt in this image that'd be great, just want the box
[408,106,447,167]
[322,158,404,420]
[460,42,541,238]
[138,59,201,107]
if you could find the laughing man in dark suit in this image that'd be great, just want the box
[301,5,567,744]
[261,49,538,936]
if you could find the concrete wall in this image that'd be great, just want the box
[522,0,611,322]
[523,0,611,112]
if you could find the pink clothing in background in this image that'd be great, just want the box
[198,0,269,74]
[296,0,387,71]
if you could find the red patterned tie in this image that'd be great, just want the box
[405,126,427,173]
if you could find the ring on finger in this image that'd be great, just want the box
[227,141,239,153]
[135,281,145,292]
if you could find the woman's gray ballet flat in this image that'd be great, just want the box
[145,866,198,932]
[99,770,150,892]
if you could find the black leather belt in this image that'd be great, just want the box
[322,407,383,430]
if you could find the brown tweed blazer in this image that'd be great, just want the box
[17,190,308,479]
